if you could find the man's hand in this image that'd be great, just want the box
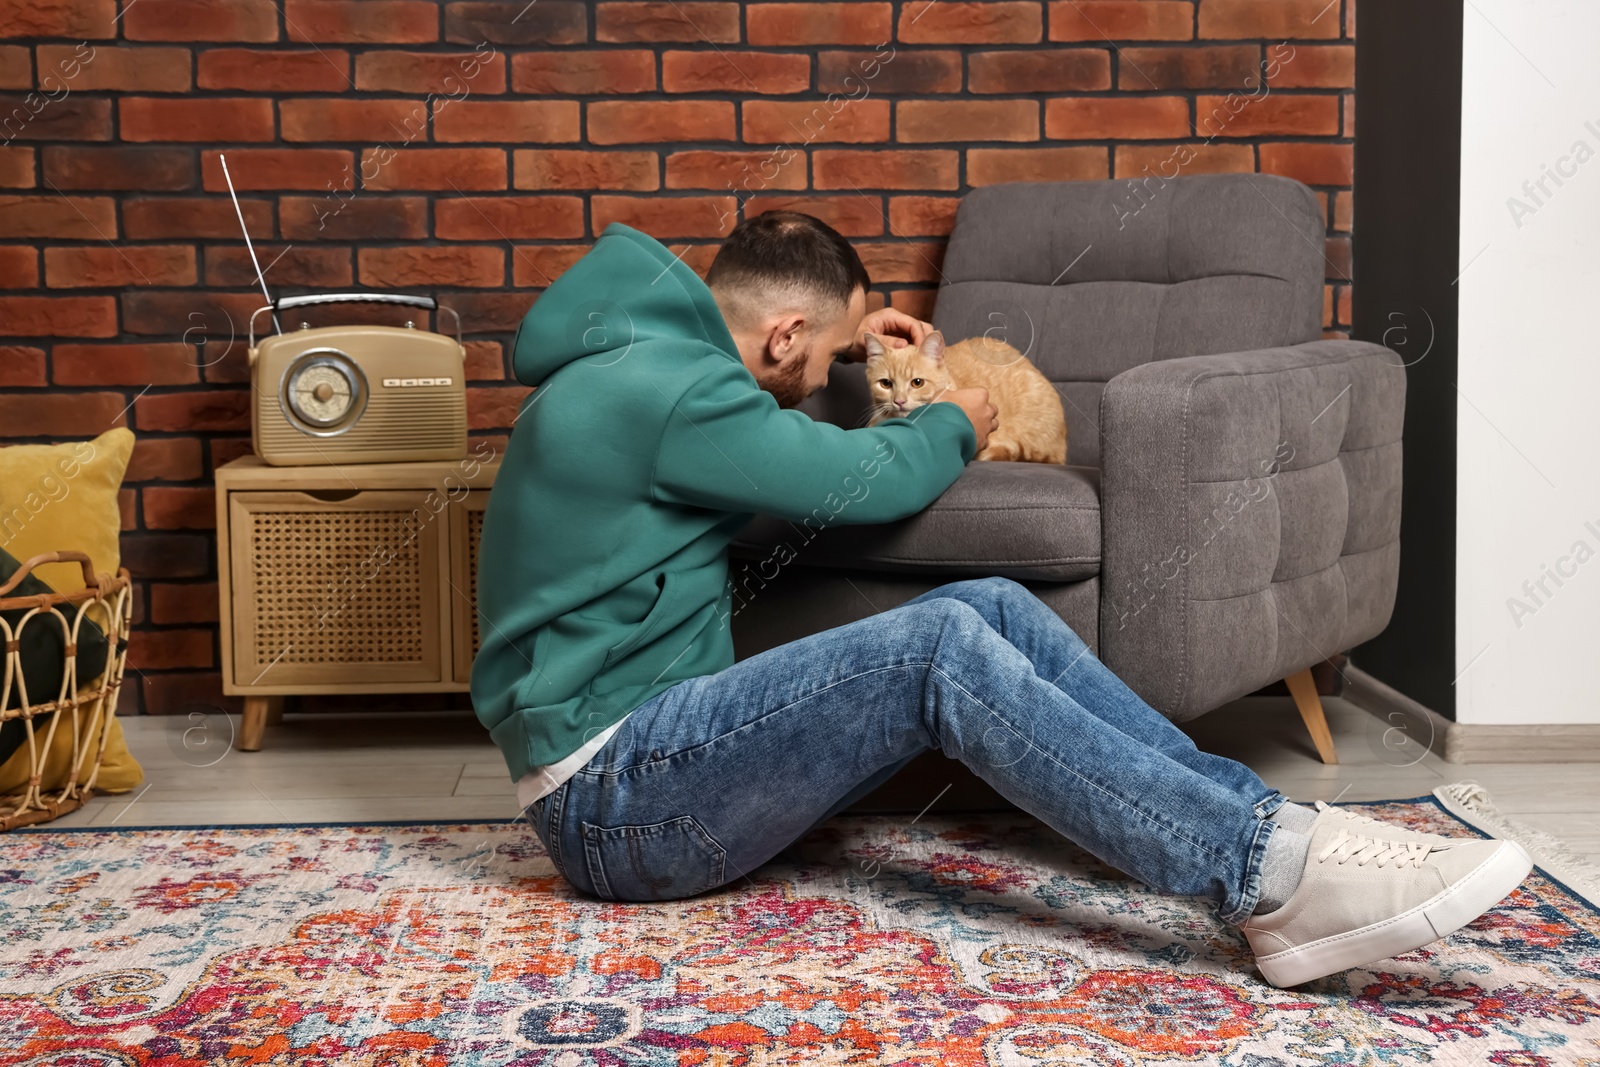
[846,307,934,362]
[940,387,997,453]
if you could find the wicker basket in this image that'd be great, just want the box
[0,551,132,831]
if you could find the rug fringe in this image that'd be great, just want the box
[1434,781,1600,907]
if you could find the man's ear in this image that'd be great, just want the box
[923,331,946,361]
[862,332,890,360]
[766,313,806,363]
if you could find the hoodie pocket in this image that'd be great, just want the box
[594,571,682,682]
[581,815,727,901]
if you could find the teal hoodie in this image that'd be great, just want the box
[471,223,978,781]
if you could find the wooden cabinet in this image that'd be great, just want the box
[215,455,498,749]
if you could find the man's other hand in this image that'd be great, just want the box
[846,308,933,362]
[940,387,997,453]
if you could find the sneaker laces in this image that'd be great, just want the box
[1315,800,1445,839]
[1316,828,1433,869]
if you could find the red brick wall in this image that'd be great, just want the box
[0,0,1354,715]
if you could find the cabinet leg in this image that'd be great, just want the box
[1285,668,1339,765]
[240,696,281,752]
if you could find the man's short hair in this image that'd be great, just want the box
[706,211,870,326]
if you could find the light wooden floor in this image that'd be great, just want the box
[42,695,1600,863]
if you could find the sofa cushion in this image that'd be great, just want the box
[732,462,1101,582]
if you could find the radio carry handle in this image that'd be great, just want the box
[249,292,463,350]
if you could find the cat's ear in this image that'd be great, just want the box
[923,331,946,361]
[862,333,890,360]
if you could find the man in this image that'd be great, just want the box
[472,212,1531,988]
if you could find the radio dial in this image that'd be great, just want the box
[282,349,367,433]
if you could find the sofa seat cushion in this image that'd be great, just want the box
[732,462,1101,582]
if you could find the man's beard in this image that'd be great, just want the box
[763,355,810,410]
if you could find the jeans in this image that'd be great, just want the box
[526,577,1286,924]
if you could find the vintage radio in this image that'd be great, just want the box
[249,293,467,467]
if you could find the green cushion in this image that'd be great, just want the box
[0,547,109,767]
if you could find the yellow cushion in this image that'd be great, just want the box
[0,428,142,795]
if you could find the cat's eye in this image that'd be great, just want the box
[911,378,925,388]
[876,379,892,389]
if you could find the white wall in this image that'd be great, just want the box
[1457,1,1600,724]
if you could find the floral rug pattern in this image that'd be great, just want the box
[2,798,1599,1065]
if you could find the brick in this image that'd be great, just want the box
[1325,236,1350,280]
[1045,96,1188,139]
[970,49,1110,92]
[463,339,505,379]
[281,99,427,142]
[1345,0,1354,37]
[141,487,215,531]
[139,670,238,714]
[1270,44,1353,87]
[1199,0,1340,40]
[888,196,959,237]
[1259,142,1352,186]
[511,51,655,94]
[199,48,353,91]
[1049,1,1192,41]
[127,436,204,481]
[1195,93,1339,137]
[122,535,209,582]
[747,3,893,45]
[200,149,353,192]
[121,291,260,336]
[0,246,36,287]
[855,242,945,283]
[743,100,889,144]
[1118,45,1259,89]
[124,0,278,41]
[592,195,736,238]
[0,346,46,387]
[1114,142,1253,177]
[360,246,505,288]
[889,288,936,320]
[433,100,580,143]
[149,582,218,624]
[510,246,590,287]
[0,296,115,336]
[0,147,32,188]
[206,244,353,287]
[363,147,506,190]
[468,384,535,429]
[444,1,587,45]
[124,197,272,239]
[1337,284,1351,325]
[120,487,136,531]
[598,2,740,42]
[515,149,658,191]
[1343,93,1354,136]
[813,149,958,190]
[663,51,810,94]
[355,50,507,93]
[36,44,191,91]
[128,627,213,668]
[121,98,275,142]
[1333,190,1351,231]
[284,0,439,43]
[43,146,192,191]
[280,195,428,239]
[0,391,127,437]
[0,195,115,239]
[589,101,735,145]
[0,0,116,37]
[818,50,959,94]
[136,390,250,432]
[45,246,196,288]
[0,47,27,89]
[210,438,256,470]
[743,194,883,236]
[667,150,807,192]
[898,1,1042,44]
[434,196,586,239]
[897,100,1039,143]
[0,95,112,142]
[53,342,198,387]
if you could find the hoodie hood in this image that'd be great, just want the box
[511,223,741,387]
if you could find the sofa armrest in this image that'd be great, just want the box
[1098,339,1405,720]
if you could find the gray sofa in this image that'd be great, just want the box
[730,173,1403,779]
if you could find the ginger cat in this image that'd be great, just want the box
[864,331,1067,464]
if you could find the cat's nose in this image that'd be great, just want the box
[894,399,907,408]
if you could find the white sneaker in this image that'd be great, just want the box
[1315,800,1451,843]
[1242,807,1532,988]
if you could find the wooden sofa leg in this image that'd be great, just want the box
[240,696,280,752]
[1284,668,1338,764]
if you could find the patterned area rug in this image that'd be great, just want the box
[3,796,1598,1066]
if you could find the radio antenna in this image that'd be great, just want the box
[219,153,281,336]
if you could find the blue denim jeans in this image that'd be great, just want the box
[527,577,1286,924]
